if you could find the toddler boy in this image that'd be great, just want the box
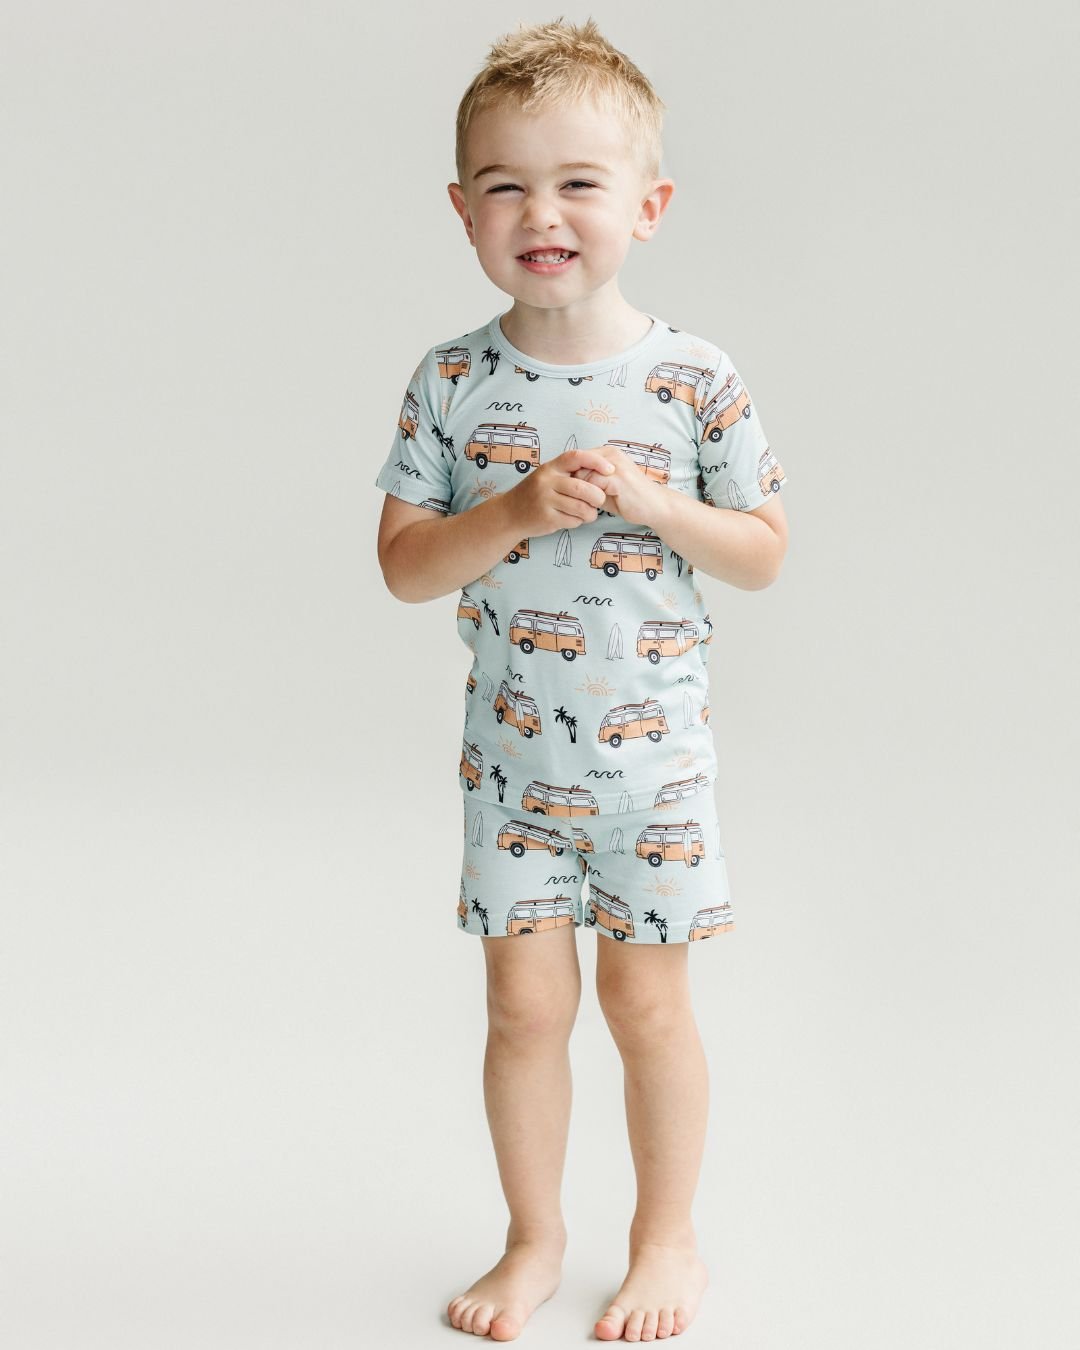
[374,17,788,1343]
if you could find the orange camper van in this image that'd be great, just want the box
[635,820,705,868]
[585,883,636,941]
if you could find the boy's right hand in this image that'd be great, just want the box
[506,449,616,538]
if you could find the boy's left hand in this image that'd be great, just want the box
[572,446,667,527]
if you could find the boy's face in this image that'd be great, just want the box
[447,97,674,313]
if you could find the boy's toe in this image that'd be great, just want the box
[625,1307,646,1340]
[489,1310,523,1340]
[469,1301,496,1335]
[595,1303,627,1339]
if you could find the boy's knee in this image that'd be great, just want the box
[596,976,688,1041]
[486,975,579,1038]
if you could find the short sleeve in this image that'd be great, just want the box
[372,346,453,513]
[696,350,787,510]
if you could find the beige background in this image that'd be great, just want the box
[3,2,1078,1346]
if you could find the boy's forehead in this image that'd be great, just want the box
[466,99,634,178]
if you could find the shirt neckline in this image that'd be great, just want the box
[487,312,666,377]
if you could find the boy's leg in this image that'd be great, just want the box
[447,922,582,1339]
[592,939,711,1341]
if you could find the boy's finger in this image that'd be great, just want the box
[566,475,607,505]
[570,449,615,473]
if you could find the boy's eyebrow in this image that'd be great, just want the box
[473,161,612,181]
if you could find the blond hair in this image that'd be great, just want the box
[454,17,666,189]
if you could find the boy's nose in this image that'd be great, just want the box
[520,198,564,231]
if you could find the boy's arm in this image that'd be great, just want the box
[648,489,788,591]
[378,492,527,603]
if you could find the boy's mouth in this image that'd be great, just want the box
[517,250,578,273]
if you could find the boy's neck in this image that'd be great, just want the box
[497,299,654,366]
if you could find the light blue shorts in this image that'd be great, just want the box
[458,786,734,944]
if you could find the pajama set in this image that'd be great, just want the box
[374,311,786,943]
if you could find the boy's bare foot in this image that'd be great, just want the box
[447,1231,566,1340]
[594,1237,709,1341]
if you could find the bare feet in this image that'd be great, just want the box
[594,1238,709,1341]
[447,1232,566,1340]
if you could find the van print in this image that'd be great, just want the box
[688,902,734,939]
[494,680,542,737]
[697,368,752,442]
[590,532,664,579]
[497,819,571,857]
[465,672,477,695]
[598,699,669,748]
[464,422,542,471]
[458,592,482,629]
[572,826,594,854]
[636,619,704,663]
[504,538,530,563]
[418,498,451,515]
[506,896,577,935]
[510,609,586,659]
[654,774,712,806]
[515,365,593,386]
[756,448,786,496]
[397,389,419,441]
[602,438,671,485]
[703,448,787,509]
[636,820,705,868]
[460,739,483,791]
[437,346,471,382]
[522,780,599,817]
[458,880,468,927]
[644,362,712,406]
[585,883,636,940]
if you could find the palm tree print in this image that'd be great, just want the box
[481,346,501,375]
[488,764,508,802]
[553,706,578,744]
[482,599,500,635]
[669,546,686,578]
[430,421,456,461]
[643,908,669,942]
[470,896,490,935]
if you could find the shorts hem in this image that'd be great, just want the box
[590,920,735,944]
[454,916,734,943]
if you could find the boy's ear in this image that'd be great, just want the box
[632,179,676,242]
[447,183,476,245]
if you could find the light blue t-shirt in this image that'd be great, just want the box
[373,311,787,815]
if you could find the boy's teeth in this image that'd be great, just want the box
[522,251,573,261]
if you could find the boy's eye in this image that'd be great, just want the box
[487,182,596,194]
